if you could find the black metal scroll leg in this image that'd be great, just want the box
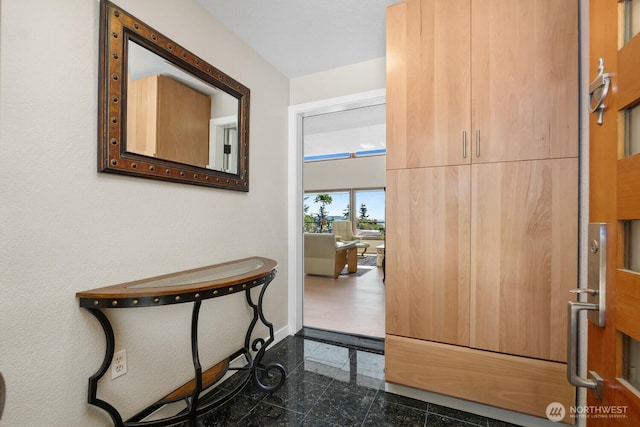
[245,274,286,392]
[244,286,261,353]
[189,300,206,427]
[85,308,124,427]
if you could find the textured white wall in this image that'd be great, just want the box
[0,0,289,425]
[289,57,386,105]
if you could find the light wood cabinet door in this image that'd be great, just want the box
[386,166,471,346]
[471,0,579,163]
[470,158,578,361]
[386,0,471,170]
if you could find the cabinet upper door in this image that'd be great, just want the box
[386,166,471,346]
[471,0,579,163]
[470,158,578,361]
[386,0,471,170]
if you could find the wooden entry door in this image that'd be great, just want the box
[583,0,640,424]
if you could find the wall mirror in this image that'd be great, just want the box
[98,0,250,190]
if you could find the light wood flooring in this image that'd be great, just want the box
[303,255,385,338]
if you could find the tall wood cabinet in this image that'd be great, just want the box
[385,0,578,421]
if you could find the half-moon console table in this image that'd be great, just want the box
[76,256,286,427]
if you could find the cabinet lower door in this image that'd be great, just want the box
[470,158,578,361]
[385,334,575,422]
[386,166,471,346]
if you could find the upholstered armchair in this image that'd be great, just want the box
[331,220,370,256]
[304,233,357,278]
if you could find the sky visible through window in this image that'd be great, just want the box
[356,190,385,222]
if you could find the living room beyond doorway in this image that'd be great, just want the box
[303,253,385,338]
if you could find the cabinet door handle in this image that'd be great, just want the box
[475,130,480,157]
[463,131,467,159]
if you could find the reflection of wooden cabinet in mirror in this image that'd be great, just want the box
[127,74,210,168]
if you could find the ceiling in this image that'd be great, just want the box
[196,0,399,78]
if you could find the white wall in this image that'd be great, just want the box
[0,0,289,425]
[290,57,386,105]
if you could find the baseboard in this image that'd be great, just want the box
[385,383,572,427]
[273,325,290,346]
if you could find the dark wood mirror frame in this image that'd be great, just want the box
[98,0,250,191]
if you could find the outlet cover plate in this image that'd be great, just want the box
[111,349,127,380]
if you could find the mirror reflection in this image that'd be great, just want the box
[127,41,239,174]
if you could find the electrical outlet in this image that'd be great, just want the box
[111,349,127,380]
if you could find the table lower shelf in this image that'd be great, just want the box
[128,349,286,426]
[157,359,229,406]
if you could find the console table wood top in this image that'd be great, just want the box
[76,256,277,308]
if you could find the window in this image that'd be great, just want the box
[354,189,385,236]
[304,191,349,233]
[304,188,385,237]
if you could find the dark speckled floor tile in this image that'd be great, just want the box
[362,394,428,426]
[425,413,485,426]
[288,359,341,387]
[193,334,524,427]
[305,342,352,369]
[200,394,261,426]
[237,400,305,426]
[428,403,489,426]
[264,373,329,415]
[329,373,381,397]
[261,335,315,376]
[298,414,341,426]
[306,386,377,426]
[377,391,431,412]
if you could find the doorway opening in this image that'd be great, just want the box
[300,99,386,340]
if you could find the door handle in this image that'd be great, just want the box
[463,131,467,159]
[588,57,611,126]
[567,302,604,399]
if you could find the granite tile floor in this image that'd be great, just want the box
[195,334,521,427]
